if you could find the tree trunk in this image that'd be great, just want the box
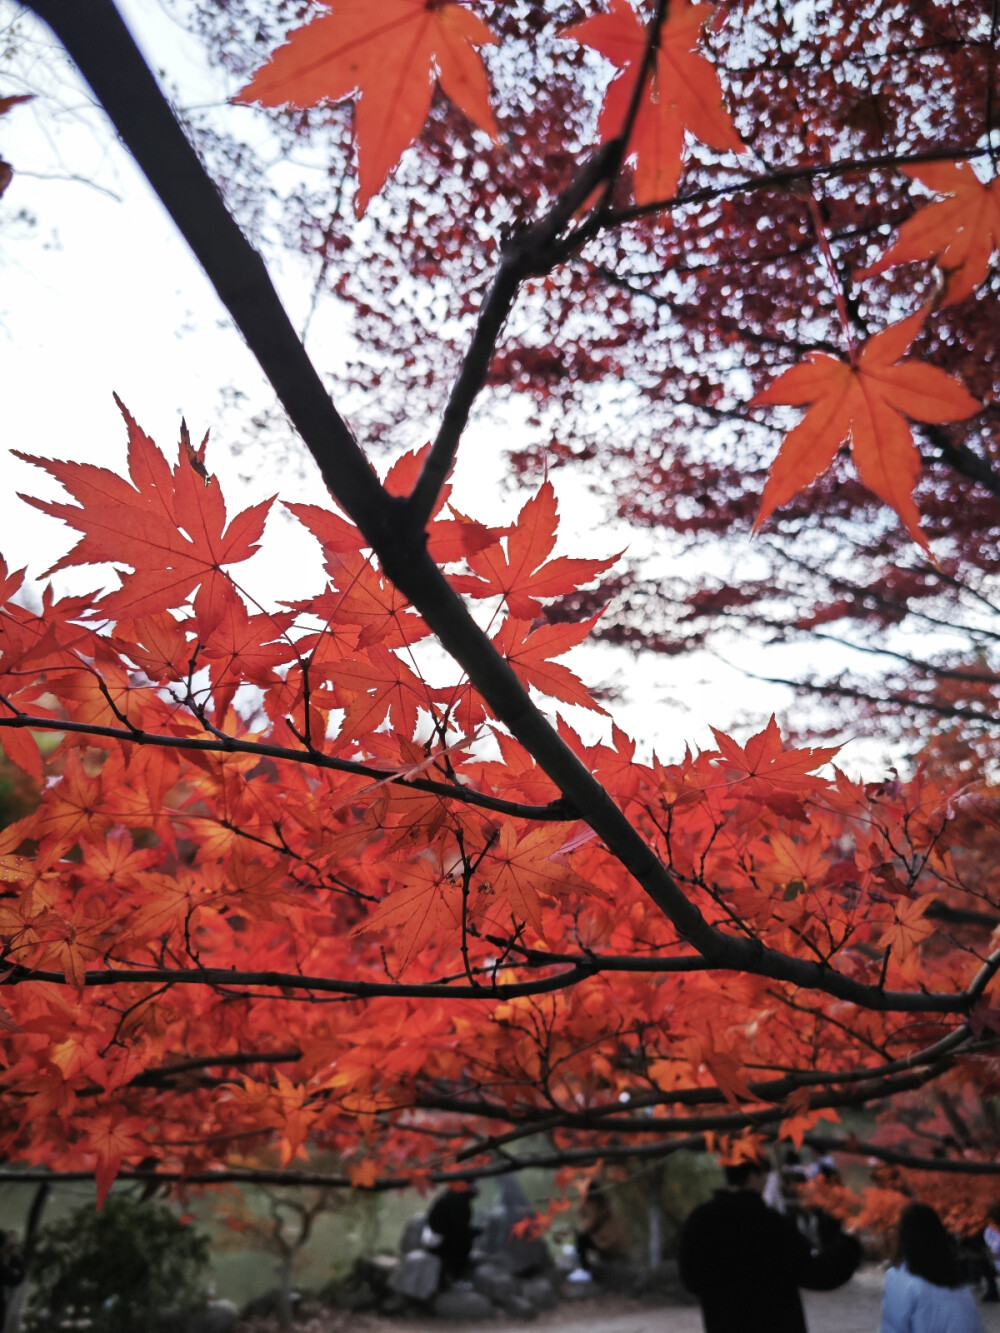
[4,1179,50,1333]
[277,1250,295,1330]
[646,1182,662,1269]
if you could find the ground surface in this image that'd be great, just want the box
[246,1268,1000,1333]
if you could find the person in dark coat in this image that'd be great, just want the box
[426,1184,479,1285]
[678,1155,861,1333]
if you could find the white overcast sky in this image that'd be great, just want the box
[0,0,894,772]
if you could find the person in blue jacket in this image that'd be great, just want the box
[678,1154,861,1333]
[880,1202,984,1333]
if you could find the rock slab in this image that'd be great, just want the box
[388,1249,441,1302]
[431,1287,498,1321]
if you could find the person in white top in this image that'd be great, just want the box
[880,1202,985,1333]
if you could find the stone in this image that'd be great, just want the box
[387,1248,441,1302]
[521,1275,560,1311]
[496,1175,534,1223]
[431,1287,498,1320]
[399,1212,427,1255]
[500,1292,538,1320]
[238,1289,287,1320]
[356,1253,398,1293]
[471,1261,519,1303]
[161,1300,239,1333]
[198,1301,240,1333]
[494,1235,553,1277]
[479,1206,512,1254]
[329,1284,379,1314]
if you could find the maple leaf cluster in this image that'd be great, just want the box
[6,0,1000,1214]
[182,0,1000,765]
[0,413,998,1195]
[228,0,994,552]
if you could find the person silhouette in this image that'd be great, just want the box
[678,1154,860,1333]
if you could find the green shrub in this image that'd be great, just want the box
[25,1194,209,1332]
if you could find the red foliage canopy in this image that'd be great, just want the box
[2,0,999,1223]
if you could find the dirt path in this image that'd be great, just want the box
[291,1268,1000,1333]
[518,1270,1000,1333]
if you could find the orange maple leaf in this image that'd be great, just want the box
[335,642,432,742]
[564,0,742,205]
[879,896,933,961]
[482,824,588,934]
[17,400,273,621]
[711,716,837,808]
[0,854,31,884]
[271,1074,318,1167]
[84,1113,150,1207]
[5,750,108,857]
[451,481,621,618]
[285,539,429,649]
[492,613,608,714]
[0,728,42,784]
[778,1087,835,1149]
[857,160,1000,306]
[236,0,498,215]
[352,863,463,970]
[751,310,980,550]
[349,1158,378,1189]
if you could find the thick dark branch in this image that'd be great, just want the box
[0,963,596,1001]
[5,1123,1000,1190]
[0,1138,712,1190]
[1,950,990,1015]
[128,1050,302,1087]
[498,945,986,1015]
[406,138,621,528]
[805,1135,1000,1175]
[415,1066,951,1138]
[0,711,571,822]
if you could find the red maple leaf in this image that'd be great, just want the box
[84,1113,151,1207]
[857,161,1000,306]
[353,862,463,970]
[16,400,272,621]
[482,823,587,935]
[751,310,980,550]
[492,613,608,714]
[564,0,742,204]
[450,481,620,618]
[236,0,498,214]
[710,716,837,812]
[878,897,933,962]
